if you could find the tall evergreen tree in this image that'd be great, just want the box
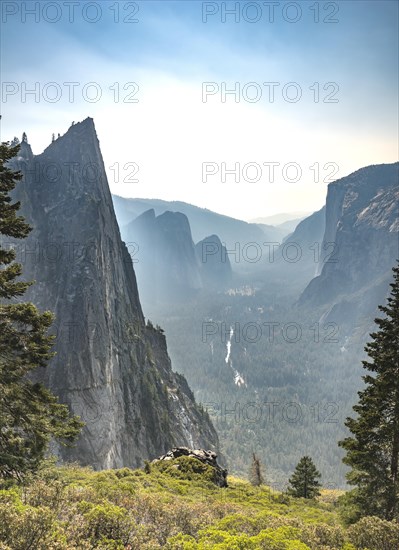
[288,456,321,498]
[339,262,399,520]
[0,141,83,481]
[249,452,264,486]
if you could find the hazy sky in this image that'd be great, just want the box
[1,0,398,220]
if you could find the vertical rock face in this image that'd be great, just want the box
[8,118,219,469]
[122,209,232,305]
[123,208,203,304]
[195,235,232,288]
[263,207,326,291]
[299,163,399,317]
[283,207,326,250]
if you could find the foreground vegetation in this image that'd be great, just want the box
[0,457,398,549]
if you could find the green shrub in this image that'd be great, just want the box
[165,532,198,549]
[76,500,134,545]
[3,462,392,550]
[300,523,345,548]
[209,512,259,535]
[347,516,399,550]
[114,467,136,479]
[0,501,59,550]
[0,487,20,505]
[337,489,363,526]
[251,526,311,549]
[152,456,216,484]
[22,479,66,510]
[275,492,290,505]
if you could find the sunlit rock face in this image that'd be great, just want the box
[8,118,219,469]
[299,163,399,331]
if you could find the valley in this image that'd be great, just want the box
[1,1,398,546]
[112,162,398,488]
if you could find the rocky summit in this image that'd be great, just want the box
[7,118,219,470]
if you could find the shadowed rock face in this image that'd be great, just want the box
[283,207,326,252]
[195,234,232,288]
[299,163,399,328]
[122,210,231,305]
[8,118,219,469]
[262,207,326,292]
[123,208,203,304]
[112,195,281,251]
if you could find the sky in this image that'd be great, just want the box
[0,0,398,221]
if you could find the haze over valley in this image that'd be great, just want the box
[1,1,398,547]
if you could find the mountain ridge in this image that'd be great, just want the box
[112,195,289,252]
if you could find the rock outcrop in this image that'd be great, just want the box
[153,447,228,487]
[8,118,219,469]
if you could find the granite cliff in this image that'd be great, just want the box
[299,163,399,334]
[122,209,232,306]
[7,118,219,469]
[123,209,203,304]
[195,234,232,288]
[262,206,326,292]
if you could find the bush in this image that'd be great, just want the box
[165,533,198,549]
[152,456,216,485]
[193,526,312,549]
[300,523,345,549]
[337,489,363,526]
[1,462,383,549]
[22,479,66,510]
[252,526,311,549]
[275,493,290,505]
[0,501,60,550]
[347,516,399,549]
[76,500,134,545]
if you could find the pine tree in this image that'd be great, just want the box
[249,452,264,486]
[0,141,83,481]
[339,262,399,521]
[288,456,321,498]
